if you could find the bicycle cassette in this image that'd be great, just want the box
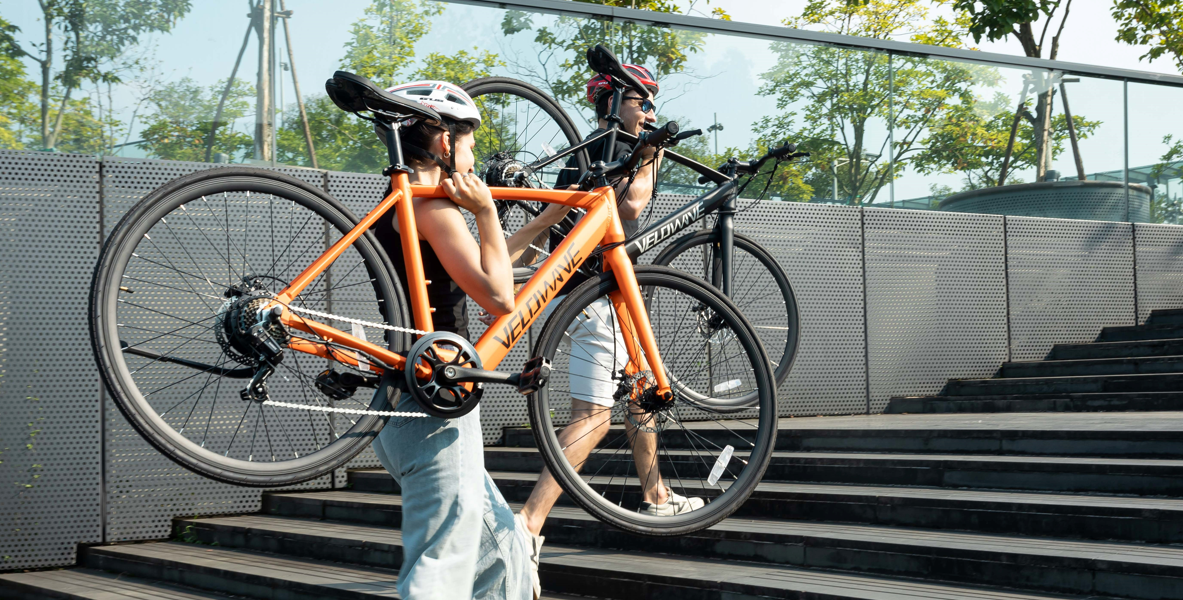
[405,331,484,419]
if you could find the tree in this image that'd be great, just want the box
[16,0,191,151]
[1112,0,1183,73]
[756,0,980,205]
[951,0,1078,182]
[0,16,37,149]
[140,78,254,162]
[341,0,444,85]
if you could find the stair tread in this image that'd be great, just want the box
[169,516,1134,599]
[478,446,1183,467]
[303,480,1183,513]
[0,567,231,599]
[956,372,1183,383]
[1004,356,1183,366]
[186,512,1183,567]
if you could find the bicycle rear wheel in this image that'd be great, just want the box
[90,167,410,486]
[654,230,800,410]
[463,77,586,282]
[528,266,777,536]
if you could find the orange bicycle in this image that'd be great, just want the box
[89,47,777,535]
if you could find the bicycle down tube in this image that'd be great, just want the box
[272,172,675,396]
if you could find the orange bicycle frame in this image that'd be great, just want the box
[271,171,673,396]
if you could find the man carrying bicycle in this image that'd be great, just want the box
[515,64,705,549]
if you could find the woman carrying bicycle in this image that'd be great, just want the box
[367,80,563,600]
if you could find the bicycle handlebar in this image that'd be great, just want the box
[696,141,810,184]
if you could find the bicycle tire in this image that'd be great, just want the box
[654,230,800,406]
[527,266,777,536]
[90,167,410,486]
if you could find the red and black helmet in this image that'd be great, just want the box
[585,64,659,104]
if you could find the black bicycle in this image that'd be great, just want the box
[463,76,804,404]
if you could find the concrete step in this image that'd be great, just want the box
[78,537,1097,600]
[1049,338,1183,360]
[502,422,1183,457]
[269,482,1183,544]
[1145,308,1183,326]
[944,373,1183,396]
[1098,323,1183,342]
[176,512,1182,599]
[467,447,1183,495]
[887,392,1183,414]
[999,356,1183,378]
[0,567,234,600]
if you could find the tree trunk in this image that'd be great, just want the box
[1033,84,1054,181]
[46,86,72,150]
[39,7,52,149]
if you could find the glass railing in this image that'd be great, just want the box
[3,0,1181,223]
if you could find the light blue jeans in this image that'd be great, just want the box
[370,393,533,600]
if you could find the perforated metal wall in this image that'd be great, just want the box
[100,159,332,543]
[1006,217,1136,361]
[1134,224,1183,324]
[864,209,1009,412]
[0,151,102,570]
[939,181,1152,223]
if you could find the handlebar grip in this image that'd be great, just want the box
[676,128,703,141]
[641,121,680,148]
[771,142,798,159]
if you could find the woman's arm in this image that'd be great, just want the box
[416,173,516,316]
[618,149,662,221]
[505,200,573,265]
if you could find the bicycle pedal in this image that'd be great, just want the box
[517,357,551,395]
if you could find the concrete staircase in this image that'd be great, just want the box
[889,308,1183,413]
[6,412,1183,599]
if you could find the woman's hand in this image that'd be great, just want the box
[441,171,495,216]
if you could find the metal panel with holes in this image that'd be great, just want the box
[0,151,102,569]
[1134,224,1183,324]
[1006,217,1136,361]
[865,209,1008,412]
[100,159,332,543]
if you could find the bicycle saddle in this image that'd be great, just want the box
[586,44,649,97]
[326,71,443,124]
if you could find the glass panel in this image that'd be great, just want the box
[1129,82,1183,224]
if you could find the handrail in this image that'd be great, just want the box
[447,0,1183,88]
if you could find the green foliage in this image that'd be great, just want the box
[342,0,445,84]
[911,91,1099,190]
[1112,0,1183,73]
[0,16,36,149]
[140,78,254,162]
[756,0,982,204]
[953,0,1058,44]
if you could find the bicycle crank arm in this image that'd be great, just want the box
[120,341,254,379]
[437,365,519,387]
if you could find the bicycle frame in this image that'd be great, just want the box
[270,169,673,395]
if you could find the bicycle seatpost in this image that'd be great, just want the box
[383,121,413,175]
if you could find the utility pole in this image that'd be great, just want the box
[706,112,724,156]
[254,0,274,162]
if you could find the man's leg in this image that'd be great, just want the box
[518,399,613,535]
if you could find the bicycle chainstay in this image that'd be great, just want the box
[266,301,432,417]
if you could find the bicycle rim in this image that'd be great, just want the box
[528,266,777,535]
[90,168,409,486]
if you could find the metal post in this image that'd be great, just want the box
[1124,80,1131,222]
[254,0,274,161]
[887,53,895,209]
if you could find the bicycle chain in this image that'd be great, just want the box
[274,301,432,417]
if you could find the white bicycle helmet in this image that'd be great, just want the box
[386,80,482,129]
[380,80,481,175]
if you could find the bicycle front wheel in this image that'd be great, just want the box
[90,167,410,486]
[654,230,800,410]
[528,266,777,536]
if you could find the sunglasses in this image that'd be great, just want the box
[623,96,656,114]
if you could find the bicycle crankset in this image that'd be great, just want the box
[405,332,485,419]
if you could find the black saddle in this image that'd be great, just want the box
[586,44,649,97]
[325,71,442,124]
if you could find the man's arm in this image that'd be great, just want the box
[617,149,662,221]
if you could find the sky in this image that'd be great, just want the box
[3,0,1180,199]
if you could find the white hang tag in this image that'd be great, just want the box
[351,323,370,372]
[707,445,734,486]
[541,142,557,157]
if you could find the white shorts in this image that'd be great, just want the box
[542,297,629,408]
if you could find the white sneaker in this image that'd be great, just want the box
[514,512,544,600]
[640,487,705,516]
